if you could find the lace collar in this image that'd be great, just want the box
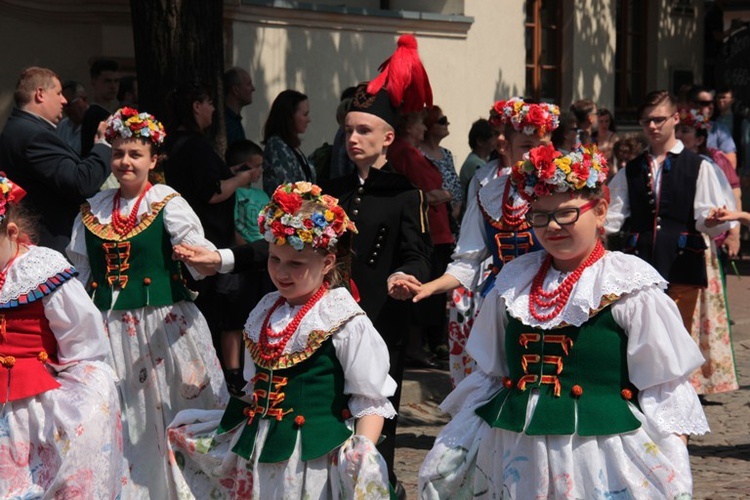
[477,173,523,222]
[85,184,179,222]
[0,246,77,308]
[495,251,667,329]
[244,287,364,354]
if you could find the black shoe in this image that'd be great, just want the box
[432,344,449,361]
[225,369,246,397]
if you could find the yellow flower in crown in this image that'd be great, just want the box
[510,144,609,202]
[258,183,357,251]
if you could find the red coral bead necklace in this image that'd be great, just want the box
[258,281,329,363]
[501,179,530,228]
[529,240,605,322]
[112,183,152,236]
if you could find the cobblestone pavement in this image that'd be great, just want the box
[394,265,750,499]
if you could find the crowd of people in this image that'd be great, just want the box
[0,33,748,498]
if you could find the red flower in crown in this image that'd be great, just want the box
[526,106,547,129]
[120,106,139,118]
[530,144,561,181]
[273,190,303,215]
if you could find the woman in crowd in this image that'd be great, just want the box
[551,110,578,154]
[596,107,620,164]
[458,118,497,206]
[388,109,454,366]
[676,106,740,396]
[163,82,255,392]
[421,105,463,225]
[262,89,314,195]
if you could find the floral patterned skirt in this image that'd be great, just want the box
[103,302,228,499]
[419,374,694,499]
[167,409,390,499]
[689,240,739,394]
[447,286,480,386]
[0,361,125,498]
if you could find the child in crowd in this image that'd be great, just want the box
[167,182,397,499]
[66,108,228,498]
[221,139,269,395]
[419,145,708,498]
[398,97,560,386]
[0,175,125,497]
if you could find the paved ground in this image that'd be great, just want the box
[394,260,750,499]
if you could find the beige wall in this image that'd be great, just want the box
[648,0,703,92]
[230,0,525,166]
[562,0,617,111]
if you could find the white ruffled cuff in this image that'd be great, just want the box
[638,377,710,436]
[438,370,502,417]
[348,396,397,419]
[446,260,479,290]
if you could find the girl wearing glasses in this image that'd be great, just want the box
[419,144,708,498]
[397,98,559,385]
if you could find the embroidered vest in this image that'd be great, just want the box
[478,191,542,295]
[218,337,352,463]
[0,260,78,402]
[476,306,641,436]
[623,150,707,287]
[82,194,193,310]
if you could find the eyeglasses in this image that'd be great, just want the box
[638,116,671,127]
[437,116,449,125]
[526,200,597,228]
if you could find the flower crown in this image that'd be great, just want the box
[0,172,27,223]
[258,182,357,252]
[489,97,560,137]
[678,107,712,131]
[510,144,608,202]
[105,107,167,146]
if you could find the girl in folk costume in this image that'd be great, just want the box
[66,108,228,498]
[399,98,560,386]
[676,107,740,396]
[0,175,125,497]
[166,182,397,499]
[419,145,709,499]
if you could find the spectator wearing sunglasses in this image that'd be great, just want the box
[605,90,735,333]
[421,106,463,223]
[688,85,738,169]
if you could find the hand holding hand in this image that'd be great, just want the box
[387,274,421,300]
[172,243,222,276]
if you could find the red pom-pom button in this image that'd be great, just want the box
[621,388,633,401]
[502,377,514,389]
[143,277,152,285]
[294,415,306,427]
[90,281,98,289]
[341,409,352,419]
[571,384,583,397]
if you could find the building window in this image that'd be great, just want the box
[525,0,562,103]
[614,0,648,117]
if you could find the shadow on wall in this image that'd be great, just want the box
[234,27,387,150]
[572,0,614,106]
[493,67,520,103]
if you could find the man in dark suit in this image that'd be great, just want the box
[0,67,110,252]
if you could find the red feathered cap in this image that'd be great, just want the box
[367,34,433,113]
